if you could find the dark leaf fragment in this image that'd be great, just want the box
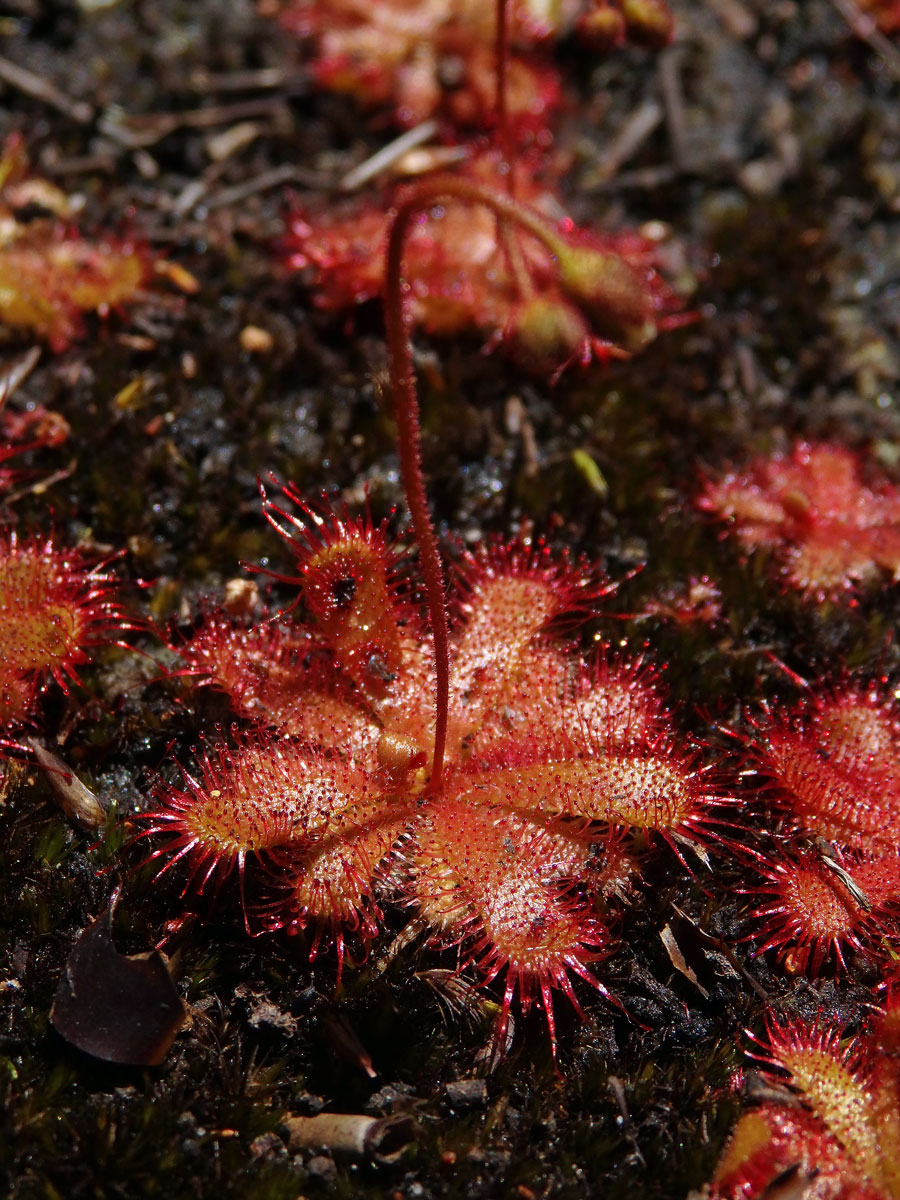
[51,893,186,1065]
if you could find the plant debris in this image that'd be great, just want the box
[50,894,187,1067]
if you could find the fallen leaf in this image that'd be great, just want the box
[51,891,186,1065]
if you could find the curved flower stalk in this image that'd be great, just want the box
[378,162,687,779]
[286,149,684,375]
[146,0,693,1055]
[282,0,684,375]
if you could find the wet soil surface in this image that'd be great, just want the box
[1,1,899,1197]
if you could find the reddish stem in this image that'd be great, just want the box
[383,204,450,791]
[495,0,514,195]
[383,176,566,790]
[495,0,528,290]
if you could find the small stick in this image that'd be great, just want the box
[707,0,757,38]
[340,120,439,191]
[657,45,690,171]
[0,346,41,404]
[0,54,93,123]
[671,903,770,1002]
[282,1114,416,1164]
[28,740,106,830]
[827,0,900,83]
[43,153,117,177]
[584,163,678,193]
[607,1076,632,1131]
[188,66,288,93]
[6,461,76,504]
[98,97,289,150]
[204,163,334,210]
[586,100,664,185]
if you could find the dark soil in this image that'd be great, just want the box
[1,1,899,1198]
